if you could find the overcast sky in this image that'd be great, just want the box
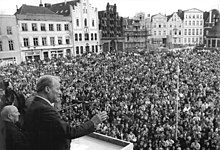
[0,0,220,17]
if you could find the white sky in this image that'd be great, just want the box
[0,0,220,17]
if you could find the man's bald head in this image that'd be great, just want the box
[36,75,60,93]
[1,105,20,123]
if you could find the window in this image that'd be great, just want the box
[95,33,97,40]
[76,19,79,26]
[154,31,156,35]
[76,46,79,54]
[79,33,82,41]
[193,21,195,26]
[91,33,93,40]
[185,21,187,26]
[49,24,54,31]
[197,21,199,26]
[80,46,83,54]
[189,21,191,26]
[50,37,55,46]
[196,29,199,35]
[185,29,187,35]
[41,23,46,31]
[58,37,62,45]
[7,26,12,35]
[22,23,28,31]
[66,37,70,44]
[23,38,29,47]
[85,33,89,41]
[96,45,98,53]
[188,29,191,35]
[92,45,94,52]
[192,29,195,35]
[0,41,2,51]
[42,37,47,46]
[84,19,87,27]
[163,31,166,35]
[32,23,37,31]
[92,20,95,27]
[200,21,203,26]
[200,29,202,35]
[57,24,61,31]
[75,34,78,41]
[8,40,14,50]
[33,38,38,46]
[64,24,69,31]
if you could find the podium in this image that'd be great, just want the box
[71,132,133,150]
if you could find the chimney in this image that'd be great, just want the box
[209,10,212,23]
[64,0,67,5]
[44,3,51,8]
[39,0,43,7]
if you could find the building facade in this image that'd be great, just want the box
[0,15,21,64]
[204,9,220,44]
[98,3,124,53]
[123,12,149,51]
[50,0,101,55]
[151,13,167,46]
[183,8,204,45]
[15,4,73,61]
[167,11,184,48]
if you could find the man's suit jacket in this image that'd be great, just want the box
[24,96,95,150]
[4,121,29,150]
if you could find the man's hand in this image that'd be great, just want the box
[91,111,108,128]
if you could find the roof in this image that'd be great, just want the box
[167,11,184,21]
[49,0,80,16]
[15,4,56,15]
[206,22,220,38]
[184,8,203,13]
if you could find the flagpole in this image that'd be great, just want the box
[175,58,180,141]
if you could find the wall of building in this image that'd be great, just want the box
[0,15,21,64]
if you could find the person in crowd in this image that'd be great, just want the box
[1,47,220,150]
[24,75,108,150]
[1,105,29,150]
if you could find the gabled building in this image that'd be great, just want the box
[15,4,72,61]
[98,3,124,53]
[167,10,184,48]
[151,13,167,46]
[50,0,101,55]
[0,15,21,64]
[123,13,150,51]
[205,21,220,48]
[203,9,220,44]
[183,8,204,45]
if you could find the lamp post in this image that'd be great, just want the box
[175,58,180,141]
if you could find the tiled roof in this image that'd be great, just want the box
[49,0,80,16]
[207,22,220,38]
[15,4,56,15]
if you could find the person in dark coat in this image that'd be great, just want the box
[1,105,29,150]
[24,75,108,150]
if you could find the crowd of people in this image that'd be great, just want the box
[0,48,220,150]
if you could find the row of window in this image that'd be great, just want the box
[75,18,95,27]
[184,28,203,36]
[75,45,98,55]
[75,33,97,41]
[21,23,69,32]
[0,40,14,51]
[23,37,70,47]
[185,20,203,26]
[184,37,203,43]
[185,14,203,19]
